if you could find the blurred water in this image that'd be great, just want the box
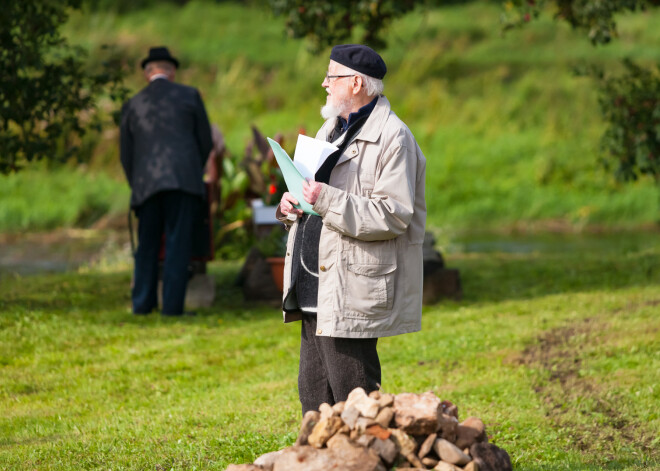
[0,229,658,277]
[441,230,659,255]
[0,231,117,277]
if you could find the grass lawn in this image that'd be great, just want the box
[1,231,659,470]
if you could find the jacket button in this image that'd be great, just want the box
[351,148,357,155]
[317,329,323,335]
[320,265,326,272]
[286,252,290,256]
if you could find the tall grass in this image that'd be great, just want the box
[4,0,659,233]
[0,166,128,232]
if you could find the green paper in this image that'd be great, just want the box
[267,137,320,216]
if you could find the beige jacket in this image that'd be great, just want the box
[279,95,426,339]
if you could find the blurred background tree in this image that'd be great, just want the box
[502,0,660,185]
[269,0,417,51]
[0,0,127,174]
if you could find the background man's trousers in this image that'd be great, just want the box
[132,190,197,315]
[298,315,381,414]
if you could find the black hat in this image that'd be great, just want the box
[330,44,386,79]
[141,46,179,69]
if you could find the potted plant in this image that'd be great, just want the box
[255,226,287,292]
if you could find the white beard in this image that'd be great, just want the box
[320,103,341,120]
[320,94,351,120]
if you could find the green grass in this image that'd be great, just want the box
[0,165,129,232]
[1,232,659,470]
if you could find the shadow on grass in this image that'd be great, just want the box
[452,249,660,304]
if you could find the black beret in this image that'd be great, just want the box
[330,44,386,80]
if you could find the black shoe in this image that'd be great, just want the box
[162,311,197,317]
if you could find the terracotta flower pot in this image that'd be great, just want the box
[266,257,285,292]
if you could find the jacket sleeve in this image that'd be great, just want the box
[193,90,213,168]
[312,140,418,242]
[119,101,133,185]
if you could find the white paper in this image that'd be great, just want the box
[293,134,338,180]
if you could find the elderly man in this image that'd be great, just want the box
[277,44,427,413]
[120,47,212,316]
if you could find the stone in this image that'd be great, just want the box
[423,267,462,304]
[272,445,383,471]
[464,461,480,471]
[345,387,368,407]
[319,402,336,420]
[326,432,352,449]
[225,465,263,471]
[294,410,320,446]
[184,273,215,308]
[418,432,437,459]
[437,413,458,443]
[434,461,461,471]
[406,452,425,469]
[379,393,394,408]
[374,406,394,428]
[456,417,487,449]
[239,247,281,302]
[369,389,382,400]
[393,392,442,435]
[356,434,375,448]
[344,387,381,418]
[369,437,399,465]
[441,400,458,419]
[341,404,360,428]
[365,424,391,440]
[470,442,512,471]
[434,438,471,466]
[389,428,418,456]
[332,401,346,414]
[355,416,376,432]
[253,449,284,470]
[422,456,439,467]
[308,416,343,448]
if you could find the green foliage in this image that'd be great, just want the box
[3,1,659,237]
[255,226,287,257]
[591,59,660,183]
[269,0,417,51]
[502,0,660,187]
[1,234,659,468]
[502,0,654,45]
[84,0,191,14]
[0,0,128,173]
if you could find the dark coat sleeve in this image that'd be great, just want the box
[193,90,213,168]
[119,100,133,185]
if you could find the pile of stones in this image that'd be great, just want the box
[226,388,512,471]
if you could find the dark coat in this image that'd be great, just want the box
[120,78,213,208]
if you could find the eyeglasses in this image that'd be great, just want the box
[325,73,354,81]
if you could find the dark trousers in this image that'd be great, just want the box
[132,190,197,315]
[298,315,381,414]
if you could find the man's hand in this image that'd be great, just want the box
[302,179,322,205]
[279,192,303,217]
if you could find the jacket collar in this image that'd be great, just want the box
[354,95,390,143]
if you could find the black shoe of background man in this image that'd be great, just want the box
[133,309,153,315]
[162,311,197,317]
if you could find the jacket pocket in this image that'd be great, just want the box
[344,261,396,318]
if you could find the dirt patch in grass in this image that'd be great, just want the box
[517,315,658,464]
